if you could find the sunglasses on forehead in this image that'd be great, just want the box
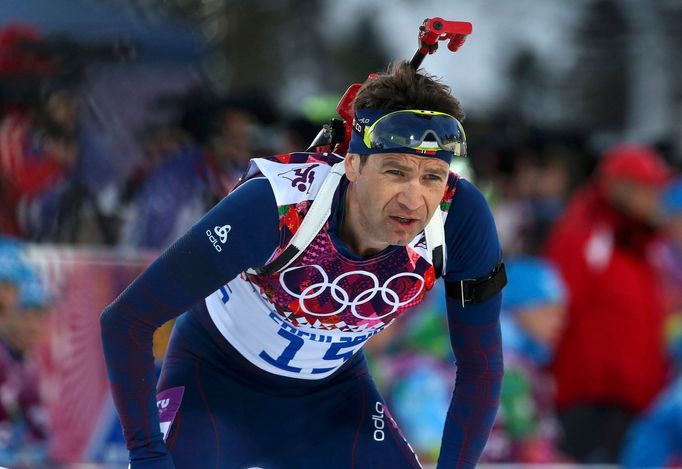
[361,109,467,157]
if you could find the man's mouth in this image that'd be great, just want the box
[390,216,418,226]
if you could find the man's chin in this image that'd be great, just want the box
[388,227,424,246]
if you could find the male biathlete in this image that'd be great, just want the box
[101,61,506,469]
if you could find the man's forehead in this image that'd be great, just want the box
[377,153,449,171]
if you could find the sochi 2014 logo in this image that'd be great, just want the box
[277,164,319,193]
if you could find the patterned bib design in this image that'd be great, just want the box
[244,152,457,332]
[206,152,458,378]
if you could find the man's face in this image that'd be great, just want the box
[344,153,449,255]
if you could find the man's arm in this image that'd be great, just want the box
[100,177,279,468]
[437,178,504,469]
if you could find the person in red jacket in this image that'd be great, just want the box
[543,143,671,463]
[0,87,80,240]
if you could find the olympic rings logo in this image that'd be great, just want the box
[279,264,425,319]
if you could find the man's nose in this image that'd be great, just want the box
[395,184,424,212]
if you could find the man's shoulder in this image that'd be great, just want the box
[442,176,500,276]
[442,176,490,218]
[241,152,342,180]
[450,176,481,199]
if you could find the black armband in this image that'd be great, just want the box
[445,261,507,307]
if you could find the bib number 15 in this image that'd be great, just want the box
[259,329,367,374]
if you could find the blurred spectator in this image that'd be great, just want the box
[0,23,140,245]
[544,143,671,463]
[529,146,574,248]
[278,115,325,154]
[0,24,51,116]
[118,96,261,249]
[0,84,82,241]
[482,257,568,463]
[1,274,49,382]
[620,178,682,468]
[0,77,123,246]
[118,124,190,208]
[276,94,342,154]
[490,144,573,256]
[652,177,682,374]
[0,245,49,466]
[620,377,682,468]
[490,147,539,255]
[0,240,27,321]
[657,179,682,360]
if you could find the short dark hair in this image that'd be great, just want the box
[352,61,465,121]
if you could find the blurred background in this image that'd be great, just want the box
[0,0,681,467]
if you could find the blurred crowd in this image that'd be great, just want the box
[1,19,682,468]
[0,239,50,466]
[0,23,319,249]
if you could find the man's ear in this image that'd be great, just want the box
[345,153,361,183]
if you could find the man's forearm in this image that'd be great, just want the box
[437,294,503,468]
[101,300,170,464]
